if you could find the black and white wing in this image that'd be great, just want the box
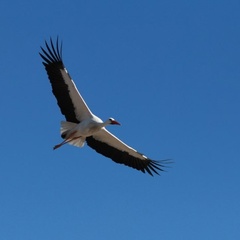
[86,129,168,176]
[39,38,93,123]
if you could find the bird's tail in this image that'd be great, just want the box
[60,121,85,148]
[60,121,77,138]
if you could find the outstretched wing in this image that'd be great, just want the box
[39,38,93,123]
[86,129,169,176]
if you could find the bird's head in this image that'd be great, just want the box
[108,118,121,125]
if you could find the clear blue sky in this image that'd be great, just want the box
[0,0,239,239]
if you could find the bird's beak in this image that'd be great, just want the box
[112,120,121,125]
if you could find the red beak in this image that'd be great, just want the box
[111,120,121,125]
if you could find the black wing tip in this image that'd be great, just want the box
[39,37,63,65]
[145,159,173,176]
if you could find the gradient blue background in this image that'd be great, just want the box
[1,0,239,239]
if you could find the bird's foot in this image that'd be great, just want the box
[53,144,62,150]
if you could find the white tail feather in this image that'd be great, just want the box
[60,121,85,148]
[60,121,77,135]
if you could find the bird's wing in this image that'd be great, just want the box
[39,38,93,123]
[86,128,168,176]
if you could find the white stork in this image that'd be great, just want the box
[39,38,169,176]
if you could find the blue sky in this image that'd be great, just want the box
[1,0,240,239]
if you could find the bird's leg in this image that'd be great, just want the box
[53,131,79,150]
[53,140,68,150]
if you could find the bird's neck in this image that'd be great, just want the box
[102,119,111,127]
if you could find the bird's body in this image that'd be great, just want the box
[69,117,103,137]
[71,117,119,137]
[39,38,169,176]
[56,117,120,149]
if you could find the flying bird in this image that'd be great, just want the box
[39,38,169,176]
